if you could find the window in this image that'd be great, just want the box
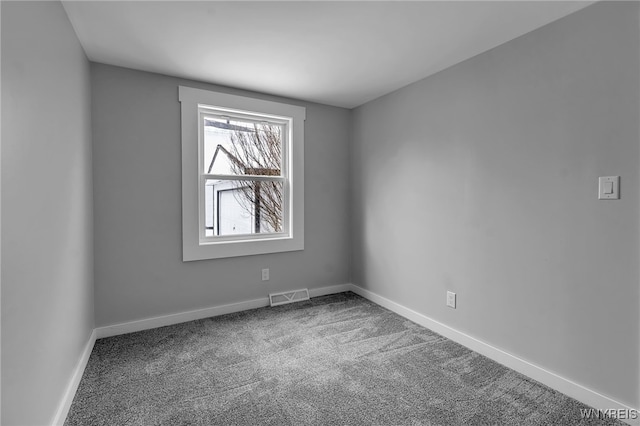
[179,86,305,261]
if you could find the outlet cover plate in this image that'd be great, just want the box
[447,291,456,309]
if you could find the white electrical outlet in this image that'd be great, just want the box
[447,291,456,309]
[261,268,270,281]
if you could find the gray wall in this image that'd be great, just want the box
[1,2,94,425]
[351,2,639,407]
[91,64,351,327]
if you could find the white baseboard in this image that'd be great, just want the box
[348,283,639,426]
[95,283,351,339]
[95,297,270,339]
[51,329,96,426]
[309,283,352,298]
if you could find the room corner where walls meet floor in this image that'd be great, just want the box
[53,283,639,426]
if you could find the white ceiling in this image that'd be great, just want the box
[62,1,593,109]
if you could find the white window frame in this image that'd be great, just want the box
[179,86,305,261]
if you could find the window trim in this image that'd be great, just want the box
[179,86,305,261]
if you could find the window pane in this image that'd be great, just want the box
[205,179,284,237]
[203,117,282,176]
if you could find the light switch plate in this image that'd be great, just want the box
[598,176,620,200]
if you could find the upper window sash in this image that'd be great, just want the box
[199,110,289,179]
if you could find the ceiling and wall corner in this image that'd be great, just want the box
[61,1,593,109]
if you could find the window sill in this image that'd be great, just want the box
[183,235,304,261]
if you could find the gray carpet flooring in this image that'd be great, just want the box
[65,292,622,425]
